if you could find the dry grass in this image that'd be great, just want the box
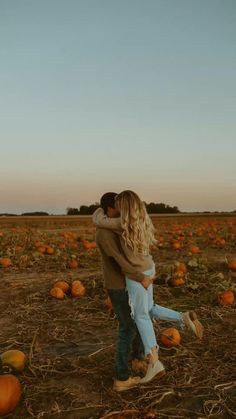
[0,215,235,419]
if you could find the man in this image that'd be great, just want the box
[94,192,152,392]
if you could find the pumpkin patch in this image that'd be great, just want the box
[0,214,235,417]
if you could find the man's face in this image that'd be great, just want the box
[107,207,120,218]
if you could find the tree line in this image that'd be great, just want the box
[66,202,180,215]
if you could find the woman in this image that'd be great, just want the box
[93,190,204,383]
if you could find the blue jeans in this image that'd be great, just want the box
[108,288,145,381]
[126,265,183,356]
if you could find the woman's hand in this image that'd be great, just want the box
[141,276,153,289]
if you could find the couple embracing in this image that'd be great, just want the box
[93,190,203,392]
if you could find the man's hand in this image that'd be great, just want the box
[141,276,153,289]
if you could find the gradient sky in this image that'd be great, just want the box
[0,0,235,214]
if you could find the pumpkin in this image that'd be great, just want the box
[50,287,65,300]
[15,245,23,253]
[160,328,181,347]
[0,374,21,415]
[218,290,234,306]
[45,245,54,255]
[172,241,181,250]
[82,239,96,250]
[215,238,226,247]
[189,245,200,254]
[67,259,78,269]
[34,241,44,248]
[0,350,26,372]
[175,262,187,274]
[171,276,185,287]
[37,246,46,254]
[228,260,236,271]
[71,280,85,297]
[53,280,70,293]
[0,258,12,268]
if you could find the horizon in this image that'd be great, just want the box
[1,0,235,213]
[1,203,236,216]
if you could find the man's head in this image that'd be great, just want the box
[100,192,120,217]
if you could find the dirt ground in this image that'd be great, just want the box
[0,215,235,419]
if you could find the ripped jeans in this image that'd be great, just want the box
[126,264,183,356]
[107,288,145,381]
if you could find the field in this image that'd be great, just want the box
[0,215,235,419]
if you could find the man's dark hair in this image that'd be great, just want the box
[100,192,117,214]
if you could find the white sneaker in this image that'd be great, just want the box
[182,311,204,339]
[140,360,166,383]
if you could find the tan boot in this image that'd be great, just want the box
[182,311,204,339]
[113,376,141,392]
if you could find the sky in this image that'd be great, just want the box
[0,0,235,214]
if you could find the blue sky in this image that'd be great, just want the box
[0,0,235,213]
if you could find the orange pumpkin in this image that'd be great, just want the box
[34,241,44,248]
[67,259,78,269]
[189,245,200,254]
[71,280,85,297]
[45,246,54,255]
[15,245,23,253]
[0,374,21,416]
[228,260,236,271]
[53,281,70,293]
[175,262,187,274]
[215,238,226,247]
[218,290,234,306]
[50,287,65,300]
[82,239,96,250]
[171,275,185,287]
[37,246,46,254]
[0,350,26,372]
[160,328,181,347]
[0,258,12,268]
[172,241,181,250]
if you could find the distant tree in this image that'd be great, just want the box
[66,207,79,215]
[79,204,99,215]
[66,202,179,215]
[0,213,17,216]
[21,211,49,216]
[145,202,180,214]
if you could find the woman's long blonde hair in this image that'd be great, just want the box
[115,190,157,254]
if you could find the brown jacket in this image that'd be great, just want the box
[96,228,153,289]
